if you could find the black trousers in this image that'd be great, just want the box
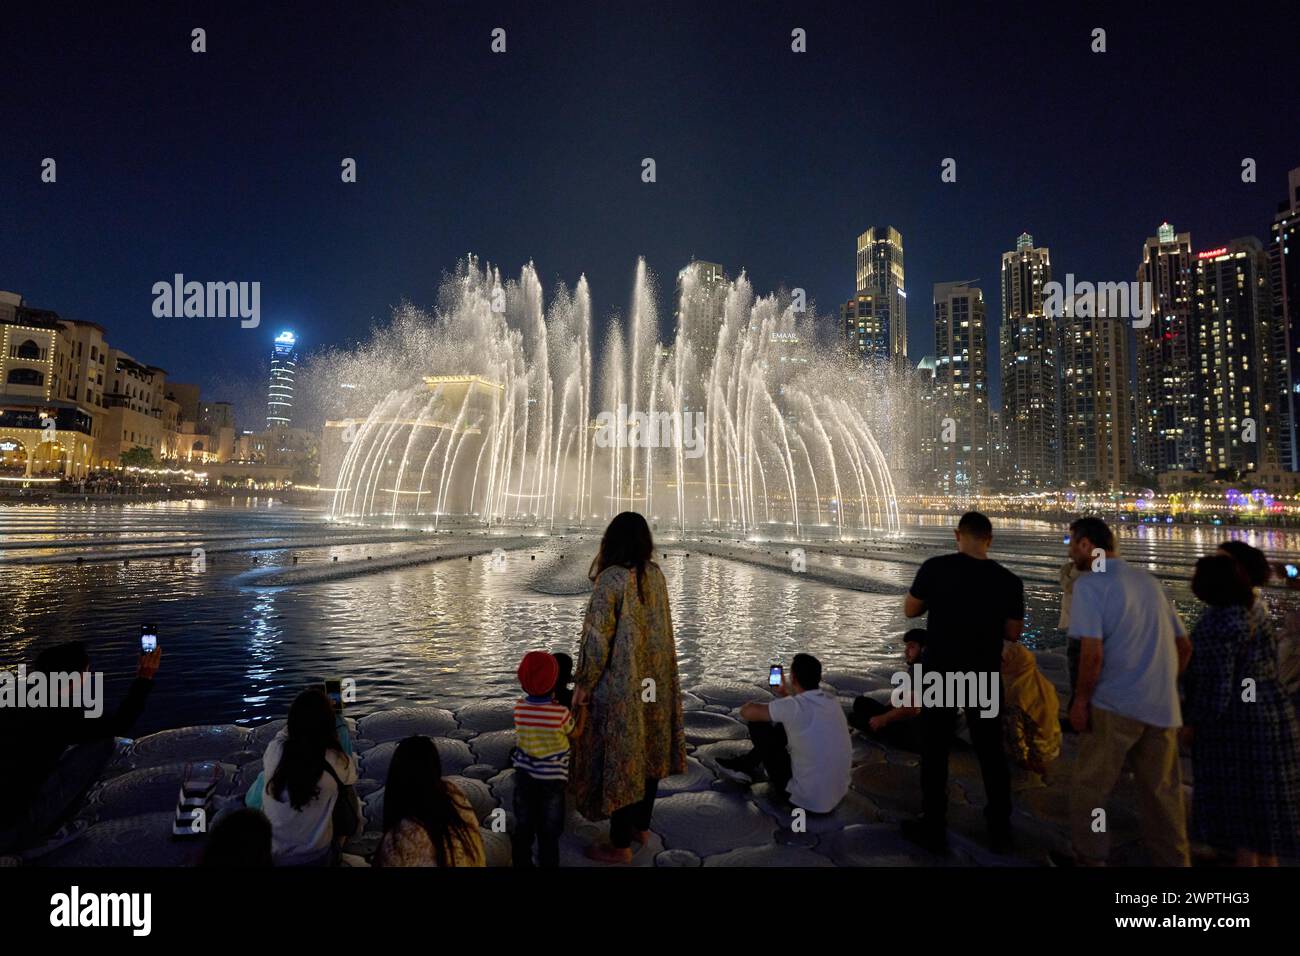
[919,702,1011,831]
[608,777,658,849]
[850,697,925,753]
[747,721,793,797]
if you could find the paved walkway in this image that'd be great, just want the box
[27,648,1187,867]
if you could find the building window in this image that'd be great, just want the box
[12,339,43,360]
[7,368,44,386]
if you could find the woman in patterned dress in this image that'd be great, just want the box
[569,512,687,864]
[1184,554,1300,866]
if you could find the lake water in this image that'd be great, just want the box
[3,500,1298,735]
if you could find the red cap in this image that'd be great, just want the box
[517,651,559,697]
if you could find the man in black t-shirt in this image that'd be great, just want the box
[901,511,1024,855]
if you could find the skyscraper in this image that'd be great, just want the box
[1135,223,1199,476]
[932,281,989,492]
[1060,293,1133,488]
[1269,168,1300,471]
[851,225,907,364]
[999,232,1057,487]
[1195,239,1273,475]
[839,292,888,363]
[907,355,938,493]
[266,330,298,429]
[676,260,728,378]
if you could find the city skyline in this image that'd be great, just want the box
[4,2,1297,413]
[7,153,1300,492]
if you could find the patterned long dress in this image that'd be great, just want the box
[569,562,687,821]
[1184,604,1300,857]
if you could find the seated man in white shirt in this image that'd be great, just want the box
[718,653,852,814]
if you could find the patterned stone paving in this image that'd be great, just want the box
[22,651,1189,868]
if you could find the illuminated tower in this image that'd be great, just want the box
[932,280,990,491]
[999,232,1057,487]
[266,330,298,429]
[1135,222,1198,475]
[851,225,907,365]
[1195,239,1274,475]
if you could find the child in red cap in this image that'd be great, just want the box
[511,651,579,867]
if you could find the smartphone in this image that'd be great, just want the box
[1287,564,1299,580]
[768,664,783,688]
[181,761,222,800]
[140,624,158,654]
[324,678,343,713]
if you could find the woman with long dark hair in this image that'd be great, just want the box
[1219,539,1300,706]
[570,511,686,863]
[375,735,485,867]
[261,687,358,865]
[1184,554,1300,866]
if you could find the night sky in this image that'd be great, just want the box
[4,0,1298,423]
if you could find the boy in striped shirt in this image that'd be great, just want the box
[511,651,579,867]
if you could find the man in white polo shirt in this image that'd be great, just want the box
[719,653,851,814]
[1063,516,1191,866]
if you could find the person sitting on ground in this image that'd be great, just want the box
[260,687,359,866]
[200,807,273,867]
[0,639,161,855]
[849,630,924,752]
[1001,642,1061,777]
[719,653,852,814]
[511,651,579,868]
[1183,554,1300,867]
[375,735,485,867]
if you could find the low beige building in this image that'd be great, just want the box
[0,293,97,478]
[96,350,170,467]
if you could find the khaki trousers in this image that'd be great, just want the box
[1069,705,1189,866]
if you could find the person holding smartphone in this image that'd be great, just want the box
[0,635,162,855]
[717,653,851,814]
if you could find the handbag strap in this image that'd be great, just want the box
[321,758,346,787]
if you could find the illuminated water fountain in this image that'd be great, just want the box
[322,257,900,535]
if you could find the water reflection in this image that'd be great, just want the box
[4,504,1300,734]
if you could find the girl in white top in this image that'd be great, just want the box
[261,688,359,866]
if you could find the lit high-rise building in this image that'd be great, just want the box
[1060,293,1133,488]
[1135,223,1199,476]
[1269,168,1300,471]
[999,232,1057,487]
[1195,239,1274,475]
[932,281,989,492]
[907,355,938,493]
[676,260,728,380]
[266,330,298,429]
[840,292,887,363]
[850,225,906,365]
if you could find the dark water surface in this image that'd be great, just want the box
[3,501,1297,734]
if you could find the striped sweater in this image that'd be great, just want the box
[512,696,575,780]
